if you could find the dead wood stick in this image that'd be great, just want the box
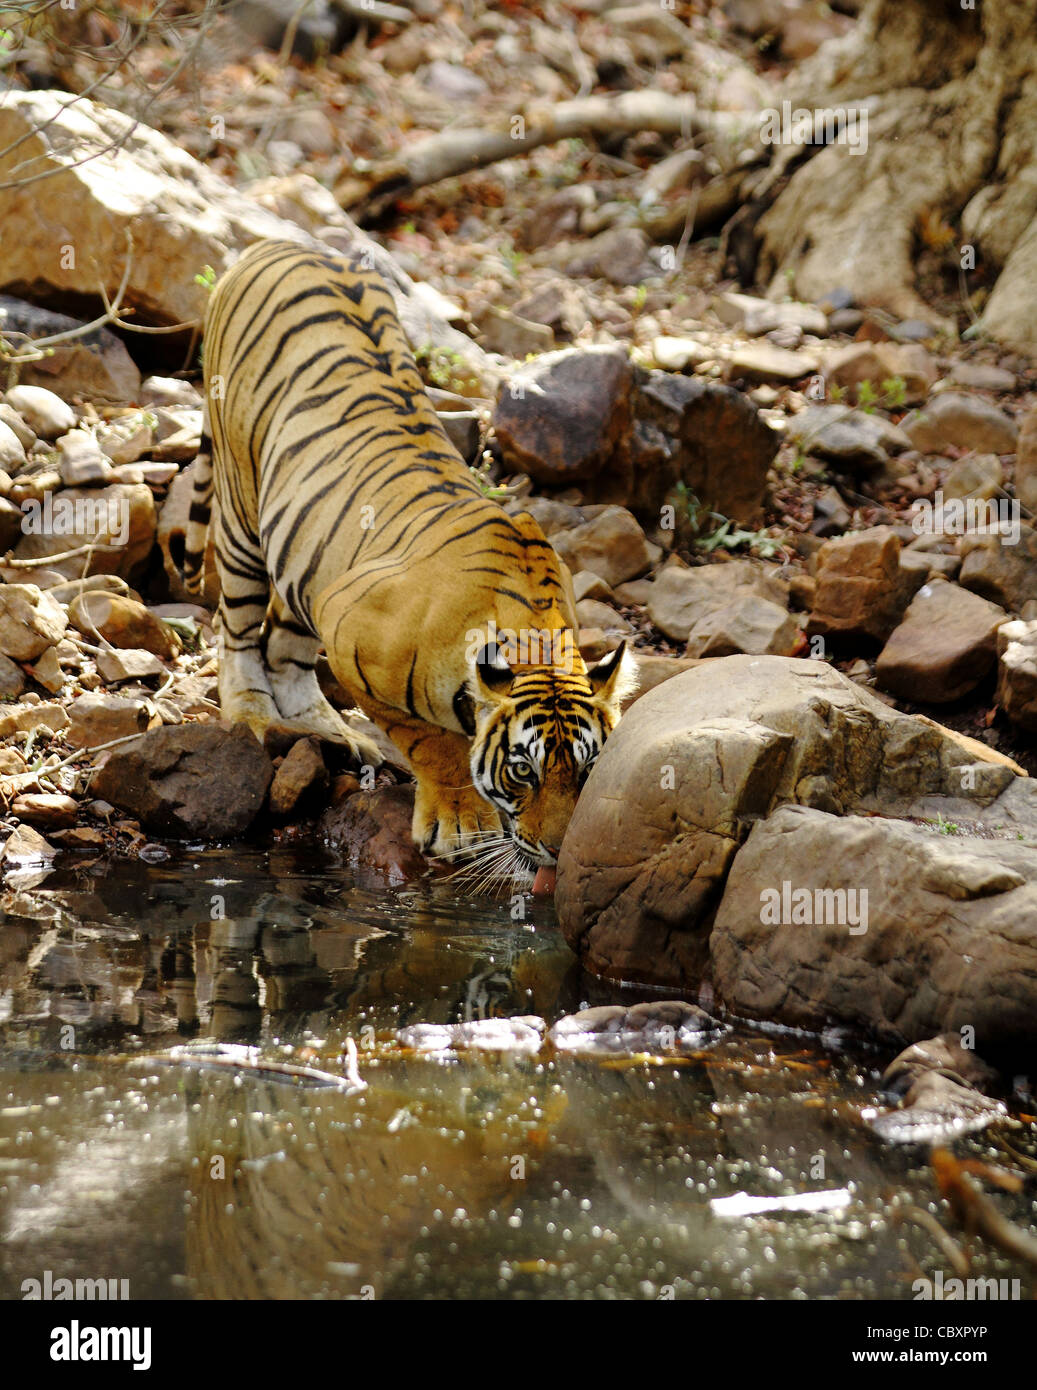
[336,91,748,217]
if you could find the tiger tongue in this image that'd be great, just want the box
[532,866,557,896]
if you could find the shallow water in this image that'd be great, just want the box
[1,844,1034,1301]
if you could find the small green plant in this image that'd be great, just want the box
[632,284,648,312]
[415,344,481,395]
[468,456,509,499]
[194,265,217,292]
[933,812,961,836]
[699,517,784,559]
[855,375,907,413]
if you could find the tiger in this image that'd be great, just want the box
[183,239,637,873]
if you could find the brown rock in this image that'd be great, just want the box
[0,745,26,775]
[91,721,274,838]
[67,692,159,748]
[823,341,937,406]
[711,804,1037,1049]
[318,784,428,884]
[551,506,661,587]
[572,571,614,603]
[807,527,911,645]
[0,821,55,866]
[996,619,1037,731]
[1015,405,1037,514]
[575,599,633,634]
[95,648,167,684]
[11,793,78,829]
[49,826,105,851]
[2,385,75,438]
[268,737,329,818]
[959,524,1037,612]
[0,700,69,739]
[632,371,779,523]
[875,579,1005,703]
[0,299,140,404]
[942,453,1002,501]
[493,346,636,493]
[68,592,179,659]
[902,392,1018,455]
[684,591,801,659]
[647,559,788,642]
[565,225,654,286]
[725,343,819,384]
[25,645,65,694]
[12,483,156,581]
[0,651,25,698]
[0,583,67,662]
[0,497,24,552]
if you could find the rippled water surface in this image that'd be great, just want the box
[1,845,1035,1300]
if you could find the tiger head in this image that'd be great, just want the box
[467,640,637,870]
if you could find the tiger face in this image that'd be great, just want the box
[468,641,637,870]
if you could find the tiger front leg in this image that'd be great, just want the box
[413,761,504,861]
[352,696,502,859]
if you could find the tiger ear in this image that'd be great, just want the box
[587,641,639,712]
[471,641,515,704]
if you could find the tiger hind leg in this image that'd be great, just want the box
[213,511,282,739]
[264,596,383,766]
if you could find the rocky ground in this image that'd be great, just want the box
[3,2,1037,1073]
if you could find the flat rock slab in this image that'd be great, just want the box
[91,721,273,839]
[711,804,1037,1049]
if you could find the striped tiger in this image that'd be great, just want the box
[183,240,636,871]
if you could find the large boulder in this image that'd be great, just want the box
[556,656,1037,987]
[711,804,1037,1049]
[493,354,778,522]
[0,92,488,381]
[91,722,273,838]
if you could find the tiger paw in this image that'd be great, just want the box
[413,783,503,860]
